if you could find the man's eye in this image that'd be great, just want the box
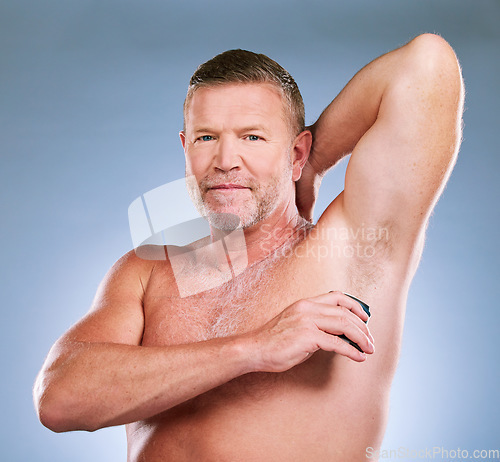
[198,135,214,142]
[247,135,261,141]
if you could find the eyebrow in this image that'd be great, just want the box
[192,125,270,135]
[239,125,268,133]
[192,128,215,134]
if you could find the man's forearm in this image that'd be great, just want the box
[295,42,397,221]
[35,335,254,432]
[308,38,414,174]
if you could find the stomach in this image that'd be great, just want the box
[126,348,390,462]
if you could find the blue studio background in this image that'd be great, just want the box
[1,1,499,460]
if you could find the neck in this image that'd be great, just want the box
[209,199,310,267]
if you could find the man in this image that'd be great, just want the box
[34,34,463,461]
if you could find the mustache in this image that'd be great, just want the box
[199,175,257,190]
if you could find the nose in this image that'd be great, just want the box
[214,136,241,172]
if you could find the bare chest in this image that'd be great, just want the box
[142,243,324,347]
[140,222,391,347]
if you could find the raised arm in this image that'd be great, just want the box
[298,34,464,255]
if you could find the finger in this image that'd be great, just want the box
[316,331,367,362]
[314,313,374,354]
[314,303,368,334]
[309,291,370,322]
[338,334,364,354]
[344,292,371,321]
[313,302,374,344]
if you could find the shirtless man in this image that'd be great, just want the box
[34,34,464,461]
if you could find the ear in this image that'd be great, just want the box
[179,131,187,150]
[291,130,312,181]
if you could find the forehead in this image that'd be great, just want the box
[185,83,287,131]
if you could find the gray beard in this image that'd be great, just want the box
[185,165,292,231]
[205,212,241,231]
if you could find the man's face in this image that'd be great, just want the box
[180,83,298,230]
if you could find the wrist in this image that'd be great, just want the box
[307,145,333,179]
[308,118,353,172]
[229,332,263,374]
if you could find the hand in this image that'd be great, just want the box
[248,291,375,373]
[295,158,322,223]
[295,125,323,222]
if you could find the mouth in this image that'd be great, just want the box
[209,184,250,191]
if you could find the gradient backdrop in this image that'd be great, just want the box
[2,1,499,460]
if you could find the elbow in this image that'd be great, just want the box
[34,378,98,433]
[36,398,75,433]
[409,33,457,59]
[407,33,463,85]
[405,33,465,125]
[410,32,454,50]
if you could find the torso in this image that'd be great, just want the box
[126,203,415,461]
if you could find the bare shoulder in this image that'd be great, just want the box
[97,246,159,301]
[61,247,159,345]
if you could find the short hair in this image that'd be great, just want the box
[183,49,305,137]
